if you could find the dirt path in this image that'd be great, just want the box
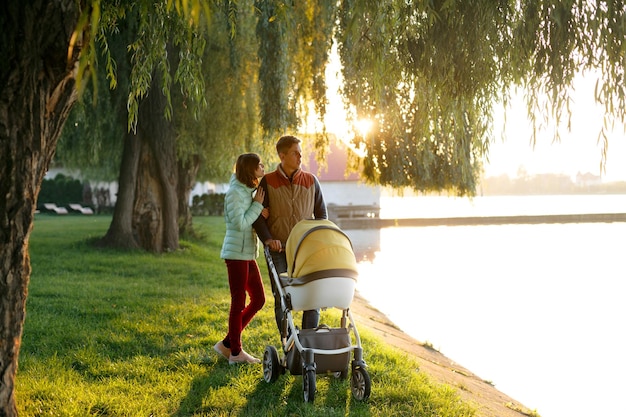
[350,292,538,417]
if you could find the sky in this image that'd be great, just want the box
[487,78,626,182]
[321,50,626,182]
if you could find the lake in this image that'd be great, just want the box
[346,194,626,417]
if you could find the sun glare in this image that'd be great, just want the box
[355,118,373,138]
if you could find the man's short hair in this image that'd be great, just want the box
[276,135,301,155]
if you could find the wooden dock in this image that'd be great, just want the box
[334,212,626,229]
[327,203,380,220]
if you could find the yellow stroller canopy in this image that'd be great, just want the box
[283,219,358,285]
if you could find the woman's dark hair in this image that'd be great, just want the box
[235,153,261,188]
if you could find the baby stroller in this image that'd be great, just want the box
[262,219,371,403]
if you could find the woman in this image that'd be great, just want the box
[214,153,267,364]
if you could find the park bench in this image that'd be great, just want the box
[43,203,68,214]
[68,203,94,214]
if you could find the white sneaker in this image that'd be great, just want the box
[213,341,230,360]
[229,349,261,364]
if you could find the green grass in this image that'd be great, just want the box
[17,215,476,416]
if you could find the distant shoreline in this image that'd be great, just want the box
[335,212,626,229]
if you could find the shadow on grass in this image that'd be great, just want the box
[172,362,293,416]
[238,369,372,416]
[172,367,230,416]
[171,360,373,417]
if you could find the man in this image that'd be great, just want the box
[254,135,327,333]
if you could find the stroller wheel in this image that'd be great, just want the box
[303,369,316,403]
[263,345,280,383]
[350,367,371,401]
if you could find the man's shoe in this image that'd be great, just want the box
[213,341,230,360]
[229,350,261,365]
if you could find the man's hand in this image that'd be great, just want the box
[265,239,282,252]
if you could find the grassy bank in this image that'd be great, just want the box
[17,215,475,416]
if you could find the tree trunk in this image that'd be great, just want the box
[100,71,179,253]
[98,130,141,250]
[177,155,200,237]
[0,2,82,415]
[132,72,179,252]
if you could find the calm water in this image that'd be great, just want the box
[346,194,626,417]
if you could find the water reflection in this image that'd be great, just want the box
[345,229,380,262]
[345,222,626,417]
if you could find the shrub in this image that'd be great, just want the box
[38,173,87,210]
[191,193,225,216]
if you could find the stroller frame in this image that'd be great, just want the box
[262,224,371,403]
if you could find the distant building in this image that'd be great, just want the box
[304,139,381,222]
[575,171,602,187]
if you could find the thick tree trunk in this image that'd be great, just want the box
[98,130,141,249]
[133,134,166,251]
[0,2,82,415]
[132,72,179,252]
[101,71,179,253]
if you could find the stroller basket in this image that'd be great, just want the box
[286,326,351,375]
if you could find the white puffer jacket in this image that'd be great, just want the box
[220,174,263,260]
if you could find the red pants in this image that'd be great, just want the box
[223,259,265,355]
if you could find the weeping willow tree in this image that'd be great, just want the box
[56,0,336,246]
[510,1,626,164]
[256,0,337,158]
[0,2,213,413]
[175,1,268,235]
[336,0,626,195]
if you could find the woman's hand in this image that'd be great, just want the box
[261,207,269,219]
[254,187,265,204]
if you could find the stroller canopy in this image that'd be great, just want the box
[284,219,358,284]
